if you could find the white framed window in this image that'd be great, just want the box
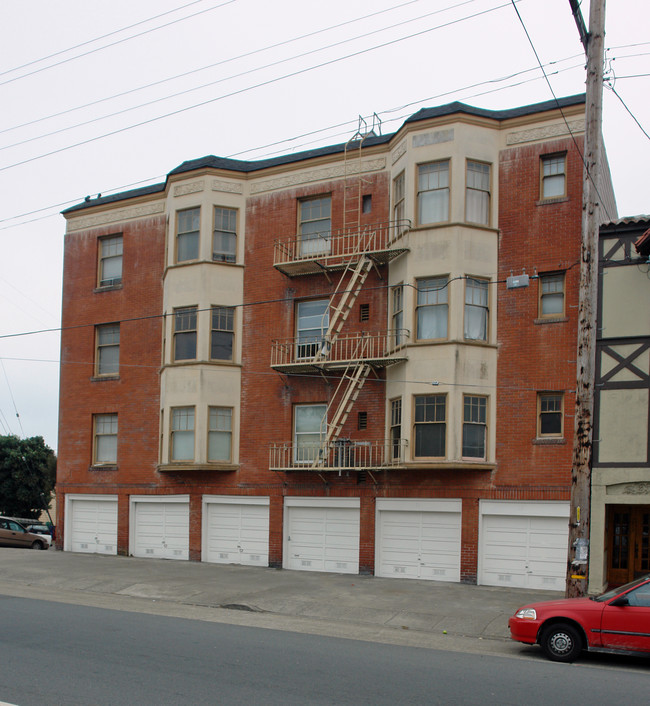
[294,404,326,463]
[390,398,402,460]
[299,196,331,256]
[538,393,563,437]
[94,413,117,465]
[174,306,197,361]
[462,395,487,459]
[539,273,565,317]
[98,235,122,287]
[416,277,448,340]
[391,284,404,347]
[211,306,234,361]
[393,170,406,233]
[171,407,195,461]
[418,160,449,224]
[296,299,329,359]
[414,395,446,458]
[541,154,567,199]
[213,207,237,263]
[465,160,490,225]
[95,323,120,376]
[176,207,200,262]
[208,407,232,462]
[464,278,489,341]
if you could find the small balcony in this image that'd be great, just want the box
[270,330,409,373]
[273,220,410,277]
[269,439,408,472]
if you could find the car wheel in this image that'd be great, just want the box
[540,623,583,662]
[30,540,44,550]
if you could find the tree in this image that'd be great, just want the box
[0,435,56,519]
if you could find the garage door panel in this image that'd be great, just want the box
[285,503,359,574]
[479,507,568,588]
[204,501,269,567]
[133,501,189,560]
[68,499,117,555]
[376,505,461,582]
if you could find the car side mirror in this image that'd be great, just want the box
[610,595,629,607]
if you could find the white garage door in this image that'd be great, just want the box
[375,499,461,582]
[284,497,359,574]
[65,495,118,555]
[479,501,569,589]
[203,496,269,567]
[131,497,189,560]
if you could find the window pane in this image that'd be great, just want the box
[417,307,447,339]
[171,408,194,461]
[415,424,445,457]
[177,232,199,261]
[540,412,562,435]
[208,432,231,461]
[98,345,119,375]
[542,293,564,315]
[96,434,117,464]
[211,331,233,360]
[462,423,485,458]
[419,189,448,223]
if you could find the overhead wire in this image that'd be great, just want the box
[0,1,516,174]
[0,0,237,87]
[0,0,428,137]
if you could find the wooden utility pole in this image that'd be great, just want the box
[566,0,606,598]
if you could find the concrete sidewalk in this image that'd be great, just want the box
[0,549,560,643]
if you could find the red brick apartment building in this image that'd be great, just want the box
[57,94,617,586]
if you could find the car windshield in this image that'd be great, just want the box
[593,575,650,602]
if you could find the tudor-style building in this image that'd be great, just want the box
[57,94,617,587]
[590,218,650,591]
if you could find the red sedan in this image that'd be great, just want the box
[509,574,650,662]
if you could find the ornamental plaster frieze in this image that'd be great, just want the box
[607,482,650,496]
[392,140,407,165]
[250,157,386,194]
[173,180,205,196]
[506,120,584,145]
[66,201,165,232]
[412,129,454,148]
[211,179,244,194]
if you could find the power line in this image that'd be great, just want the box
[508,0,616,224]
[0,1,515,175]
[0,1,484,154]
[606,84,650,141]
[0,1,237,87]
[0,0,428,137]
[1,55,586,231]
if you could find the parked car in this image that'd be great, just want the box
[509,574,650,662]
[25,524,53,547]
[0,516,50,550]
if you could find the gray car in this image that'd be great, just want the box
[0,517,49,550]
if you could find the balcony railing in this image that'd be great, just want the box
[273,220,410,276]
[270,330,409,371]
[269,439,408,472]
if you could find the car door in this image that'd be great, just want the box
[6,520,31,548]
[0,519,14,546]
[600,581,650,652]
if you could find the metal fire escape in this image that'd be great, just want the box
[270,115,410,472]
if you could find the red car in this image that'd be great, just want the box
[509,574,650,662]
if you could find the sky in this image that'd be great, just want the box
[0,0,648,453]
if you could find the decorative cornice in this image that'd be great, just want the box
[412,128,454,148]
[506,120,584,145]
[607,482,650,496]
[392,140,407,165]
[173,180,205,196]
[250,158,386,194]
[212,179,244,194]
[66,201,165,232]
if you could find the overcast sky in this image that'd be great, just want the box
[0,0,648,453]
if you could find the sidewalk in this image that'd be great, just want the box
[0,549,561,643]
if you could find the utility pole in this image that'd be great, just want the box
[566,0,606,598]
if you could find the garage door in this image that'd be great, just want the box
[65,495,118,555]
[131,497,189,560]
[203,496,269,566]
[375,499,461,582]
[284,497,359,574]
[479,501,569,589]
